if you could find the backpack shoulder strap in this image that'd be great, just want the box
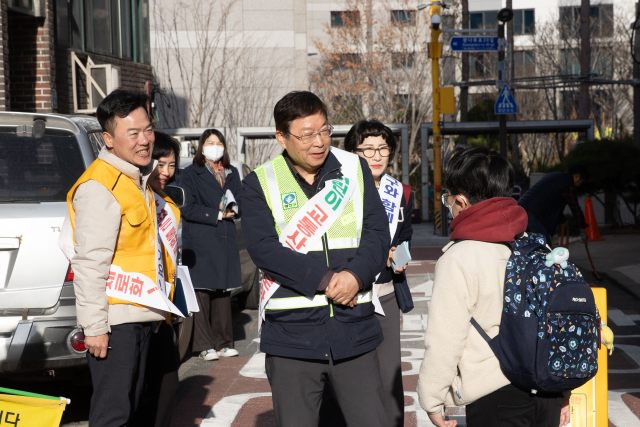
[470,317,492,344]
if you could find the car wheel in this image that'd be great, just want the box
[175,315,194,363]
[240,269,261,310]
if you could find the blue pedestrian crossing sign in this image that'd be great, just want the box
[494,85,517,115]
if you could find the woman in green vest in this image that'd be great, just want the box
[345,120,414,427]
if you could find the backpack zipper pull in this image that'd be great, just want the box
[546,312,552,338]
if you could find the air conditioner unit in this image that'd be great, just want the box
[88,64,121,110]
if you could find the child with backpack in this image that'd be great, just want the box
[418,147,574,427]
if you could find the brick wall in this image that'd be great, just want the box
[7,0,55,113]
[0,0,9,111]
[55,49,153,115]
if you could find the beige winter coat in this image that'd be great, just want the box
[417,240,511,414]
[71,148,165,337]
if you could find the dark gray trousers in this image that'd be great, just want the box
[375,292,404,427]
[266,350,389,427]
[87,322,153,427]
[132,322,179,427]
[193,289,233,352]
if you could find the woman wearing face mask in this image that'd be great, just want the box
[134,132,182,427]
[343,120,414,427]
[180,129,242,360]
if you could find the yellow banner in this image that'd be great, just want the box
[0,394,67,427]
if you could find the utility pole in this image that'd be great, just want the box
[634,3,640,148]
[428,0,444,234]
[506,0,520,166]
[578,0,591,135]
[496,9,513,158]
[459,0,469,147]
[498,21,507,157]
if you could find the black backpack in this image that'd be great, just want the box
[469,233,599,393]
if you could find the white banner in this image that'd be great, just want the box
[176,265,200,314]
[378,174,403,240]
[154,192,179,268]
[105,265,183,316]
[58,189,184,316]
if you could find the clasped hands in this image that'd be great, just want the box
[325,271,359,307]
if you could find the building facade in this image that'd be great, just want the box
[0,0,153,114]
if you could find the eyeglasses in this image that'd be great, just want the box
[288,125,334,144]
[441,189,453,209]
[441,189,468,209]
[356,147,391,158]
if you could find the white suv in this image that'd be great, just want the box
[0,112,104,375]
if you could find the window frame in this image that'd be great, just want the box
[330,11,360,28]
[469,10,499,30]
[512,9,535,35]
[391,10,417,26]
[53,0,150,64]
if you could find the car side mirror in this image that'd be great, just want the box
[164,185,185,208]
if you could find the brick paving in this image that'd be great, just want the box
[168,245,640,427]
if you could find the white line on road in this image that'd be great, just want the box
[404,392,438,426]
[403,314,428,331]
[609,344,640,374]
[608,309,637,327]
[239,352,267,379]
[401,348,425,376]
[608,389,640,427]
[201,393,272,427]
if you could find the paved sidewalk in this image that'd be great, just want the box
[567,233,640,299]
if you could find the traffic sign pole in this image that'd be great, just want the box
[498,22,507,158]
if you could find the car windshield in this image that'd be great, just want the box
[0,130,85,202]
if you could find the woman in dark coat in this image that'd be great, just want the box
[181,129,242,360]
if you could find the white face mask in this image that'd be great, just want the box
[203,145,224,162]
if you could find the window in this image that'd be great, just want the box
[561,49,580,75]
[392,52,415,69]
[470,52,498,79]
[559,5,613,39]
[591,49,613,77]
[561,49,612,77]
[469,11,498,30]
[514,51,535,77]
[333,53,361,68]
[513,10,535,35]
[391,10,417,26]
[54,0,150,64]
[331,11,360,27]
[0,130,85,202]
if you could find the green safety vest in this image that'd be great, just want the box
[254,153,372,313]
[254,154,365,251]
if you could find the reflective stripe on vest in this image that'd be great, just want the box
[266,291,373,310]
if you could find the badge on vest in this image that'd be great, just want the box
[281,192,298,210]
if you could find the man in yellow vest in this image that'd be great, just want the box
[242,91,391,426]
[67,89,171,426]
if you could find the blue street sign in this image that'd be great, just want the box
[495,85,517,115]
[450,36,498,52]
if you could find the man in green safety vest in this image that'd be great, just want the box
[242,91,391,426]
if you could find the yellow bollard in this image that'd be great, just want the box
[569,287,608,427]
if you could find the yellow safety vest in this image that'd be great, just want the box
[67,159,179,308]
